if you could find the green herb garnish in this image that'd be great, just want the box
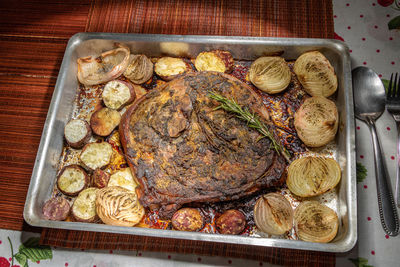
[207,91,291,162]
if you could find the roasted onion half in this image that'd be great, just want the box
[96,186,145,227]
[249,56,291,94]
[293,51,337,97]
[287,157,341,197]
[294,201,339,243]
[77,44,130,86]
[123,54,154,84]
[254,193,293,235]
[294,96,338,147]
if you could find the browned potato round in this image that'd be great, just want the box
[42,197,70,221]
[57,165,89,196]
[92,168,110,188]
[154,57,191,81]
[216,209,246,235]
[72,187,99,222]
[90,107,121,136]
[171,208,204,232]
[64,119,92,148]
[195,50,234,73]
[102,80,136,110]
[80,142,113,170]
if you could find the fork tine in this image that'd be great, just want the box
[396,73,399,99]
[388,73,393,98]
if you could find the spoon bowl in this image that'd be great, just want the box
[353,66,386,121]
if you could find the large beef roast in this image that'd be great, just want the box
[120,71,286,218]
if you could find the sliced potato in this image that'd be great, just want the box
[80,142,113,170]
[154,57,191,81]
[92,168,110,188]
[287,157,341,197]
[194,50,234,73]
[72,187,99,222]
[102,80,136,110]
[42,197,70,221]
[171,208,204,232]
[107,168,137,191]
[96,186,145,227]
[90,107,121,136]
[57,165,89,196]
[124,54,154,84]
[294,201,339,243]
[64,119,92,148]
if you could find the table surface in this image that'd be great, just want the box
[1,0,400,266]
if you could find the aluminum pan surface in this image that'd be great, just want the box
[24,33,356,253]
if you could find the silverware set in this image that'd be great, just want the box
[353,67,399,236]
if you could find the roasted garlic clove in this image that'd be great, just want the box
[77,44,130,86]
[254,193,293,235]
[123,54,154,84]
[293,51,337,97]
[194,50,234,73]
[96,186,145,227]
[249,56,291,94]
[294,96,338,147]
[287,157,341,197]
[294,201,339,243]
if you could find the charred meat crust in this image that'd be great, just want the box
[120,72,287,218]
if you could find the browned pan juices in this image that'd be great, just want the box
[53,59,319,238]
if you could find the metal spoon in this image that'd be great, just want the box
[353,66,399,236]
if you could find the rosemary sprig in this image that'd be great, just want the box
[207,91,291,162]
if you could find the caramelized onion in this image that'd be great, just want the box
[293,51,337,97]
[77,44,130,86]
[123,54,153,84]
[294,96,338,147]
[294,201,339,243]
[249,56,291,94]
[96,186,144,227]
[287,157,341,197]
[254,193,293,235]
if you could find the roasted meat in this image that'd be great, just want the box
[120,72,287,218]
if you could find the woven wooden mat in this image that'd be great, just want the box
[0,0,334,265]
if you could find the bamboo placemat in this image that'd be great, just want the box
[0,0,335,264]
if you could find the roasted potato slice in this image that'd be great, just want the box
[107,167,137,191]
[92,168,110,188]
[72,187,99,222]
[194,50,234,73]
[102,80,136,110]
[42,197,70,221]
[216,209,246,235]
[171,208,204,232]
[64,119,92,149]
[90,107,121,136]
[80,142,113,170]
[57,165,89,196]
[154,57,191,81]
[124,54,154,84]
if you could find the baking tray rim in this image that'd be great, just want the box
[23,33,357,253]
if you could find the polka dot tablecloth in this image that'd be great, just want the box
[1,1,400,266]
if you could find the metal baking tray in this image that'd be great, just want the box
[24,33,356,253]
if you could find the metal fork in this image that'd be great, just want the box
[386,73,400,208]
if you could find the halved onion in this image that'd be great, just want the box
[294,201,338,243]
[254,193,293,235]
[123,54,153,84]
[294,96,338,147]
[293,51,337,97]
[96,186,144,227]
[77,44,130,86]
[287,157,341,197]
[249,56,291,94]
